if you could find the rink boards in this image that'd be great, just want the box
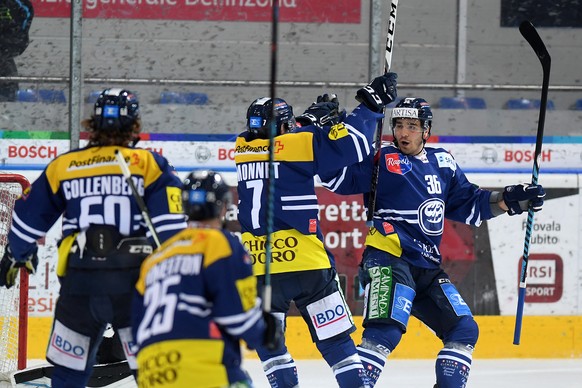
[26,315,582,360]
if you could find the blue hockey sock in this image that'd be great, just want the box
[435,345,472,388]
[330,354,370,388]
[356,341,387,387]
[261,352,299,388]
[316,333,370,388]
[356,324,400,387]
[50,365,91,388]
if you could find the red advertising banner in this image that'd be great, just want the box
[33,0,361,23]
[522,253,563,303]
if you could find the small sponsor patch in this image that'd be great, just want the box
[382,222,394,234]
[117,327,138,369]
[249,116,263,128]
[391,283,416,326]
[328,123,348,140]
[385,153,412,175]
[367,266,392,319]
[46,320,90,371]
[435,152,457,172]
[441,282,472,316]
[236,275,258,311]
[306,291,352,340]
[167,186,183,213]
[309,219,317,233]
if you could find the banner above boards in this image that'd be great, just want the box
[1,134,581,173]
[33,0,361,23]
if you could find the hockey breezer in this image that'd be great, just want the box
[366,0,400,227]
[513,20,552,345]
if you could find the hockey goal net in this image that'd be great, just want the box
[0,174,30,377]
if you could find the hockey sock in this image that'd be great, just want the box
[51,365,92,388]
[356,324,400,387]
[435,344,472,388]
[356,340,388,387]
[330,354,370,388]
[261,352,299,388]
[316,332,370,388]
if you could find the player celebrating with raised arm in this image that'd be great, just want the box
[234,73,398,388]
[319,97,546,388]
[0,89,187,388]
[132,170,282,387]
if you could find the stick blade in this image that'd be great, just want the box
[519,20,551,71]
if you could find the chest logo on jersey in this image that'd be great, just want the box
[385,153,412,175]
[418,198,445,236]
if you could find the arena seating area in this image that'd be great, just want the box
[16,90,581,113]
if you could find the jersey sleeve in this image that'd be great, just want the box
[308,105,382,176]
[143,152,187,243]
[205,233,266,348]
[8,167,66,260]
[318,146,375,195]
[444,159,495,226]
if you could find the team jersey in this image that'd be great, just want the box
[320,143,495,269]
[8,145,187,262]
[132,227,266,387]
[235,106,382,275]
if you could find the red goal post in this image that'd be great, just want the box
[0,173,31,376]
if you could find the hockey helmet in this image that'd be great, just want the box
[94,88,140,132]
[391,97,433,132]
[182,170,233,221]
[246,97,296,138]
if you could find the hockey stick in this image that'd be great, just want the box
[513,20,551,345]
[262,2,280,313]
[366,0,399,227]
[114,150,161,248]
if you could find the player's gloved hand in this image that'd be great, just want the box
[262,312,284,351]
[296,94,343,128]
[0,245,38,289]
[356,72,398,112]
[503,183,546,216]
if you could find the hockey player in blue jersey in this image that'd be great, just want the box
[319,97,546,388]
[0,88,187,387]
[132,170,282,387]
[235,73,398,388]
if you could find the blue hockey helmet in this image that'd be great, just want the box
[246,97,296,138]
[391,97,433,132]
[94,88,140,132]
[182,170,233,221]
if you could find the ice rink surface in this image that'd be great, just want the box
[243,358,582,388]
[13,358,582,387]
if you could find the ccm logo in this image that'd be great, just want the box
[129,245,153,254]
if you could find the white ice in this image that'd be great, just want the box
[243,358,582,388]
[10,358,582,387]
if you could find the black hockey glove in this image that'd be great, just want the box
[296,94,343,128]
[502,183,546,216]
[262,312,283,351]
[0,245,38,289]
[356,72,398,113]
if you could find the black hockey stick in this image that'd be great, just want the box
[513,20,551,345]
[115,150,161,248]
[263,2,280,313]
[366,0,399,227]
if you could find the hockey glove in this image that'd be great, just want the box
[502,183,546,216]
[262,312,284,351]
[356,72,398,113]
[296,94,343,128]
[0,245,38,289]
